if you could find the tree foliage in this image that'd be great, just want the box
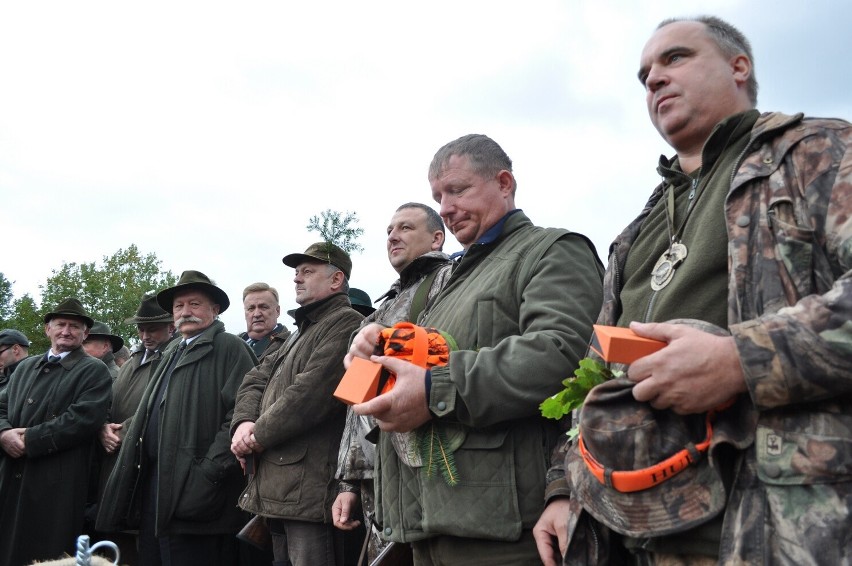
[306,209,364,253]
[39,245,177,347]
[9,294,48,354]
[0,274,48,353]
[0,272,12,323]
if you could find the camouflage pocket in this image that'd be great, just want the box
[756,424,852,485]
[767,199,815,298]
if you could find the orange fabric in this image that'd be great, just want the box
[377,322,450,368]
[376,322,450,394]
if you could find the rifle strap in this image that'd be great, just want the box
[408,268,440,323]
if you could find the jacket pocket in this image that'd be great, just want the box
[756,421,852,485]
[767,198,815,300]
[258,442,308,505]
[173,457,227,521]
[419,428,522,541]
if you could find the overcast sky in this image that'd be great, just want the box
[2,0,850,334]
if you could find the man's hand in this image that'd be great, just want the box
[99,422,123,453]
[353,356,431,432]
[231,421,258,459]
[344,323,385,368]
[533,498,571,566]
[627,322,747,414]
[0,428,27,458]
[332,491,362,530]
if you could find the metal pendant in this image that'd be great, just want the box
[650,242,688,291]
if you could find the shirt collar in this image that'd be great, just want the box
[449,209,522,259]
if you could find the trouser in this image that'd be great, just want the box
[630,551,717,566]
[267,518,343,566]
[138,470,237,566]
[411,530,540,566]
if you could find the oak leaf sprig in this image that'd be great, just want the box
[540,357,622,439]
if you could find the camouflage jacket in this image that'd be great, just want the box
[551,112,852,564]
[335,251,453,486]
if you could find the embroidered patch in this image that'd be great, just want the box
[766,433,782,456]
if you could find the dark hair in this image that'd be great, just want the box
[396,202,445,235]
[428,134,517,194]
[658,16,758,105]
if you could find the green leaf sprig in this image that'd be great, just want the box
[540,357,622,439]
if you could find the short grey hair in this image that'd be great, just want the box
[242,282,280,303]
[658,15,758,106]
[428,134,516,194]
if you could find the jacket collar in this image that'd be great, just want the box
[38,346,87,369]
[377,251,452,303]
[291,292,353,329]
[450,209,524,260]
[178,320,225,351]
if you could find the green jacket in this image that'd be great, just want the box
[96,337,176,505]
[96,321,256,535]
[0,348,112,566]
[101,350,120,379]
[375,211,604,542]
[232,293,363,522]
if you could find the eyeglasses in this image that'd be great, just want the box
[0,346,12,355]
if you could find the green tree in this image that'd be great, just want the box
[0,272,13,323]
[306,209,365,253]
[8,294,49,354]
[40,245,177,347]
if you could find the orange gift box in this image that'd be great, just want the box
[333,357,385,405]
[589,325,666,364]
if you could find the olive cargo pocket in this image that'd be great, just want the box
[259,442,307,505]
[420,429,522,541]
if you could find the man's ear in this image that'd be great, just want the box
[730,53,751,89]
[496,170,515,197]
[432,230,445,251]
[331,270,345,291]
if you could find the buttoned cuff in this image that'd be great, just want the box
[428,365,455,417]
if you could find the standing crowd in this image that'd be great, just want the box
[1,15,850,566]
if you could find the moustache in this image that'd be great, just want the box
[175,316,203,327]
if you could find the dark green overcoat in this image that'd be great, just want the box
[97,320,256,536]
[0,347,112,566]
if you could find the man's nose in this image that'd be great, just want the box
[438,196,453,218]
[645,66,667,92]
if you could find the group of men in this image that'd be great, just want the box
[0,14,849,566]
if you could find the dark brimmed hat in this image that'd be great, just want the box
[568,321,728,540]
[0,329,30,347]
[283,242,352,280]
[157,270,230,314]
[43,298,95,328]
[125,293,175,324]
[88,321,125,353]
[348,288,375,317]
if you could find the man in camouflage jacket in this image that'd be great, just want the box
[332,203,452,562]
[535,16,852,566]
